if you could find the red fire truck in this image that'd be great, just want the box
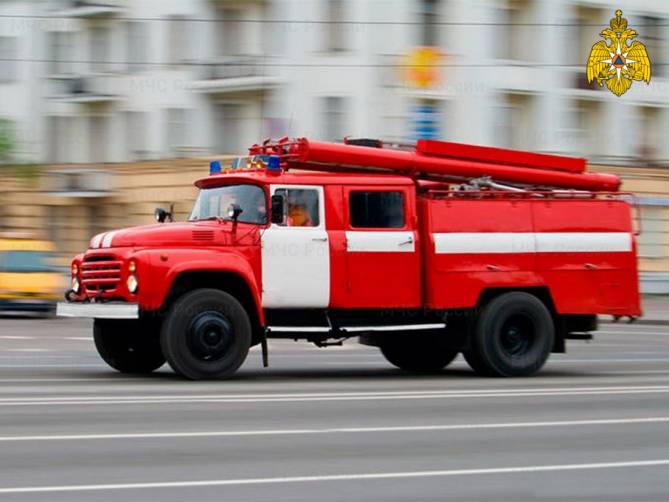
[57,137,641,380]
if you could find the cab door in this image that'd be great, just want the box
[341,187,421,308]
[261,185,330,308]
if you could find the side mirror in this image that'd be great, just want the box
[271,194,285,224]
[154,207,173,223]
[227,203,243,222]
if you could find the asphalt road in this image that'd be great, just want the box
[1,317,669,501]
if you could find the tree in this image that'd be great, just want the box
[0,118,14,164]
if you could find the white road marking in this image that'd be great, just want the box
[1,459,668,494]
[1,416,669,443]
[3,385,669,407]
[550,358,669,363]
[0,377,145,383]
[0,336,35,340]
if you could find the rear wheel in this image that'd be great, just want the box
[463,292,554,377]
[379,334,459,373]
[93,319,165,374]
[160,289,252,380]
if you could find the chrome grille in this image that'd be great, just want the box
[81,255,122,293]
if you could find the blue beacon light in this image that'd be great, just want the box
[267,155,281,172]
[209,160,222,175]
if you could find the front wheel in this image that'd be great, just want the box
[160,289,252,380]
[463,292,554,377]
[379,334,459,373]
[93,319,165,374]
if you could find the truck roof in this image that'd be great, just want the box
[195,169,414,189]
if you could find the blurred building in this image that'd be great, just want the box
[0,0,667,163]
[0,0,669,291]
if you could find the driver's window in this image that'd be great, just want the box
[274,188,320,227]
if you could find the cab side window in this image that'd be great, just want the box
[274,188,320,227]
[349,191,405,228]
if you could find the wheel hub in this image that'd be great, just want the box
[187,311,234,361]
[500,315,535,358]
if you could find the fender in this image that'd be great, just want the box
[135,248,264,325]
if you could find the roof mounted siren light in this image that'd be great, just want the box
[266,155,281,174]
[209,160,222,175]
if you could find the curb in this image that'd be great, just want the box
[600,319,669,327]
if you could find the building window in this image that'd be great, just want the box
[89,116,108,162]
[495,0,531,61]
[48,32,73,75]
[326,0,346,52]
[0,37,18,83]
[125,111,147,160]
[349,192,405,228]
[168,16,191,64]
[167,108,192,157]
[221,9,242,56]
[214,103,243,154]
[47,116,73,163]
[127,22,148,73]
[640,16,663,78]
[90,27,110,73]
[321,96,347,141]
[420,0,439,46]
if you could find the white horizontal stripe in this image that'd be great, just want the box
[2,460,669,494]
[434,233,534,254]
[340,323,445,333]
[346,231,415,252]
[536,232,631,252]
[1,416,667,443]
[433,232,631,254]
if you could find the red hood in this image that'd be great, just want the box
[89,221,255,249]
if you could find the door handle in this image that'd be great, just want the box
[398,237,414,246]
[312,237,328,242]
[584,263,598,270]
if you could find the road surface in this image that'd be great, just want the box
[0,317,668,501]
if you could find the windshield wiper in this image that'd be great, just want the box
[192,216,228,223]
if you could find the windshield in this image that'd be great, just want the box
[189,184,267,225]
[0,251,58,273]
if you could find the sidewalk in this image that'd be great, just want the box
[601,295,669,326]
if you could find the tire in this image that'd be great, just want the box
[379,334,459,373]
[463,292,554,377]
[160,288,252,380]
[93,319,165,374]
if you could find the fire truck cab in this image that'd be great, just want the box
[57,138,641,380]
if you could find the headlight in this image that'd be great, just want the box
[126,274,139,294]
[72,276,80,294]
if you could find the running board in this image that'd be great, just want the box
[339,323,446,333]
[266,323,446,335]
[266,326,331,333]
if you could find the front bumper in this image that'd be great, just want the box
[56,302,139,320]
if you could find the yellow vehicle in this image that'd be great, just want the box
[0,238,63,314]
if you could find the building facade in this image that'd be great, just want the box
[0,0,668,291]
[1,0,668,164]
